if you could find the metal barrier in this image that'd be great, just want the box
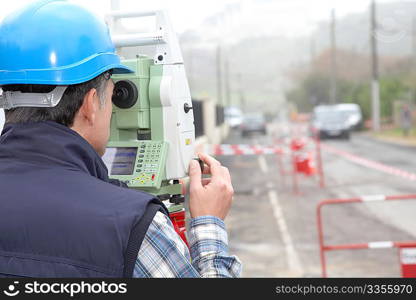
[313,131,325,189]
[317,194,416,277]
[275,134,324,195]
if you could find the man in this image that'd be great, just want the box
[0,0,241,278]
[400,104,412,137]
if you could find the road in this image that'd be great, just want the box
[216,124,416,277]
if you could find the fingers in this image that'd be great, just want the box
[188,154,234,220]
[197,153,232,184]
[221,166,232,183]
[198,153,222,176]
[201,178,211,186]
[202,164,211,175]
[189,159,202,190]
[220,166,233,196]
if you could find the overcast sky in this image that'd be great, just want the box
[0,0,404,38]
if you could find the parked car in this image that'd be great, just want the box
[240,113,267,137]
[311,105,351,140]
[225,106,243,129]
[335,103,363,130]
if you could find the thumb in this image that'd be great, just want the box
[189,159,202,190]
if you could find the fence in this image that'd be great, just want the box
[317,194,416,278]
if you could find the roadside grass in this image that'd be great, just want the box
[371,127,416,146]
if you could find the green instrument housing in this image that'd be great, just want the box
[105,56,183,212]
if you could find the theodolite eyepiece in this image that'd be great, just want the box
[112,80,138,109]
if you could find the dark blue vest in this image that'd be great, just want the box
[0,121,166,277]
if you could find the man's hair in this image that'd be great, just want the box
[1,71,111,127]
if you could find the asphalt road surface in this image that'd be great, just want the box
[217,123,416,278]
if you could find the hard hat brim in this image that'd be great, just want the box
[0,53,134,86]
[112,65,135,75]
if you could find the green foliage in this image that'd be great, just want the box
[286,73,409,120]
[379,76,407,119]
[350,83,371,120]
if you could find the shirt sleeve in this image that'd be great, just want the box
[188,216,242,278]
[133,212,242,278]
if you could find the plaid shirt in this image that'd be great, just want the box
[133,213,242,278]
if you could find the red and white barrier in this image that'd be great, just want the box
[210,144,285,156]
[317,194,416,278]
[400,247,416,278]
[205,124,325,195]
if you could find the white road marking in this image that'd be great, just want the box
[268,189,304,275]
[258,155,304,276]
[266,182,275,189]
[258,155,269,173]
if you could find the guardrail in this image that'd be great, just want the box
[317,194,416,278]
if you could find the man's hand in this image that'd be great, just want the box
[188,153,234,220]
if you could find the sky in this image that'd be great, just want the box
[0,0,403,38]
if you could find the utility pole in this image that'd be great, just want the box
[216,45,223,106]
[310,38,316,66]
[412,17,416,103]
[330,9,337,105]
[371,0,381,131]
[224,54,231,107]
[238,72,245,112]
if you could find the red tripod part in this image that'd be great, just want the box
[169,209,188,247]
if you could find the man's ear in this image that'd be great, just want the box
[79,88,98,126]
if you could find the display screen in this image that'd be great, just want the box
[103,147,137,175]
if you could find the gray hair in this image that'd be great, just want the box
[2,71,112,127]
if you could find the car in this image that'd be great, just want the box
[311,105,351,140]
[240,113,267,137]
[225,106,243,129]
[335,103,363,130]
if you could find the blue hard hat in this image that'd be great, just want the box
[0,0,133,86]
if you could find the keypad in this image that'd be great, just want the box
[132,141,165,187]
